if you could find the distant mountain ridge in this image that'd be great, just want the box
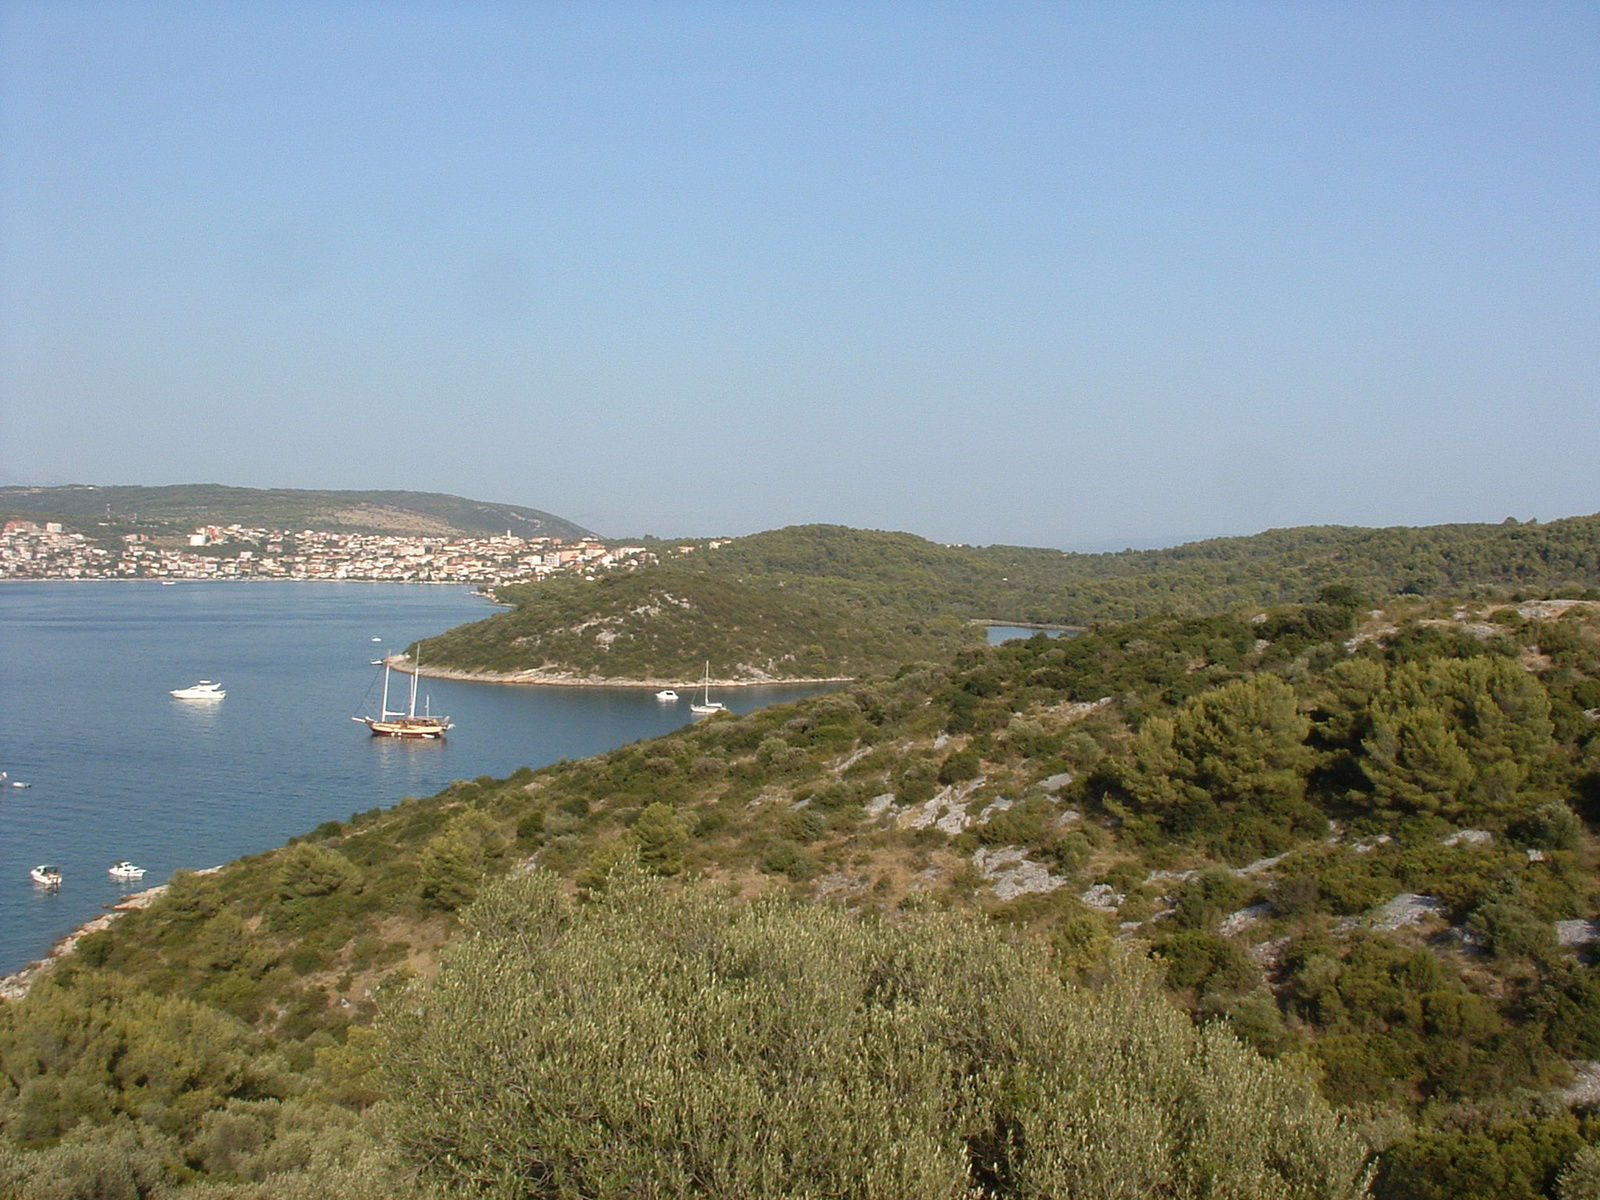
[0,483,594,541]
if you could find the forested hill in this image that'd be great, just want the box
[0,484,592,540]
[421,515,1600,681]
[693,515,1600,625]
[417,565,978,682]
[8,593,1600,1196]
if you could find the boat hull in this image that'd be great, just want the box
[361,717,451,739]
[171,681,225,700]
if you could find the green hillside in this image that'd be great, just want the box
[7,592,1600,1196]
[424,516,1600,681]
[417,565,978,681]
[0,484,593,541]
[695,517,1600,624]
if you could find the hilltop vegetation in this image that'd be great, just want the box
[423,516,1600,681]
[418,565,976,682]
[8,590,1600,1195]
[0,484,592,541]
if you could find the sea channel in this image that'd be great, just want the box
[0,582,829,974]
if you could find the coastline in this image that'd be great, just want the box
[972,618,1085,632]
[0,869,220,1002]
[388,657,854,690]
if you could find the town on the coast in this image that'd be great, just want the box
[0,520,700,584]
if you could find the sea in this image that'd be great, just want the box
[985,626,1070,644]
[0,582,829,975]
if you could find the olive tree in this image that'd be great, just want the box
[377,868,1373,1200]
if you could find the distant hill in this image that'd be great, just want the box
[418,565,976,683]
[693,517,1600,625]
[420,516,1600,681]
[0,483,594,541]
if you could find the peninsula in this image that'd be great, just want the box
[413,516,1600,685]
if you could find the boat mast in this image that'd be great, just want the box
[408,643,422,719]
[381,661,397,719]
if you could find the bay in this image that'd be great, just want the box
[985,625,1071,644]
[0,582,827,974]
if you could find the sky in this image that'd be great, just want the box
[1,2,1595,549]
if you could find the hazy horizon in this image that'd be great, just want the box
[3,4,1595,547]
[7,477,1596,559]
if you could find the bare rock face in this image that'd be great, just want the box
[1080,882,1126,912]
[977,796,1015,825]
[972,846,1071,903]
[1370,893,1448,932]
[1562,1061,1600,1107]
[1251,936,1292,970]
[906,779,985,834]
[865,793,901,820]
[1219,904,1273,938]
[1442,829,1493,848]
[1557,920,1600,948]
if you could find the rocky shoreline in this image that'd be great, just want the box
[0,867,220,1002]
[390,657,854,689]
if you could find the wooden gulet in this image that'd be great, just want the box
[355,642,452,738]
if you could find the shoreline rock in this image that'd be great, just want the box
[0,868,219,1002]
[390,657,854,690]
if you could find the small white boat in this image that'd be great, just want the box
[371,636,382,642]
[30,865,61,888]
[11,781,30,789]
[160,580,176,585]
[688,661,726,715]
[171,680,225,700]
[655,689,679,702]
[109,861,146,881]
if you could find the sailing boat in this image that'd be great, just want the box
[354,642,452,738]
[688,660,725,715]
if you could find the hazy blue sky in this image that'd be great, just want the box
[2,3,1595,548]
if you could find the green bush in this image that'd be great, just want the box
[1374,1113,1584,1200]
[937,749,981,785]
[378,869,1373,1200]
[630,802,688,876]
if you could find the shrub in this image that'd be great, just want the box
[937,749,981,785]
[379,869,1373,1200]
[760,838,817,880]
[1509,800,1584,852]
[631,802,688,876]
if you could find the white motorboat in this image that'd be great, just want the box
[30,865,61,888]
[171,680,225,700]
[655,689,679,702]
[688,661,726,715]
[11,781,30,788]
[109,861,146,881]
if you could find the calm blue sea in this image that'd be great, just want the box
[0,582,826,974]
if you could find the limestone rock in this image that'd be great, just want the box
[972,846,1071,903]
[1080,882,1126,912]
[1371,893,1447,931]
